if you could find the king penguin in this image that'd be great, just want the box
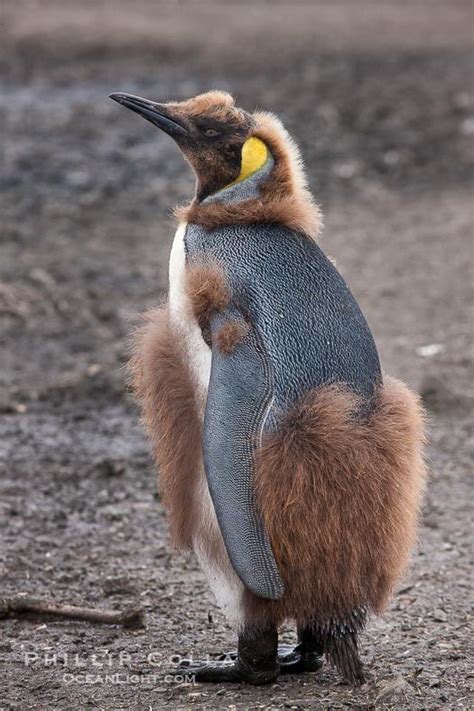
[110,90,427,686]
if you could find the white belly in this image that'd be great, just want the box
[168,223,245,629]
[168,222,212,414]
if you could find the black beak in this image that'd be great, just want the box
[109,93,188,138]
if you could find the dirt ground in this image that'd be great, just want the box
[1,1,473,708]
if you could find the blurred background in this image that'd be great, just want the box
[1,1,472,708]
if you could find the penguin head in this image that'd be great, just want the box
[111,90,321,237]
[110,90,268,201]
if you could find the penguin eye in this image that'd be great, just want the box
[203,128,220,137]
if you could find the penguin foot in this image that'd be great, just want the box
[215,645,323,675]
[168,626,279,685]
[169,658,242,684]
[169,657,277,685]
[277,643,324,674]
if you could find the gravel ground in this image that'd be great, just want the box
[1,1,473,708]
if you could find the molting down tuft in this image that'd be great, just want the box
[243,376,427,628]
[216,320,250,355]
[175,90,236,114]
[185,262,230,337]
[128,306,203,549]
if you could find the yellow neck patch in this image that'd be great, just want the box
[226,137,269,188]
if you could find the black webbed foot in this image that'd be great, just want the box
[168,626,279,685]
[215,645,323,674]
[170,655,278,685]
[167,622,364,686]
[169,641,323,684]
[170,658,242,683]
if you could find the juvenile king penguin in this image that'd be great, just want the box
[111,90,427,686]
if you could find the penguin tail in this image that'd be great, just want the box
[323,629,366,685]
[312,607,367,686]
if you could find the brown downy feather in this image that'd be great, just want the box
[128,305,202,549]
[175,112,322,239]
[128,305,241,591]
[216,320,250,355]
[243,376,427,634]
[185,262,229,338]
[172,90,236,116]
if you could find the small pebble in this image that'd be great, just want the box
[432,608,448,623]
[416,343,445,358]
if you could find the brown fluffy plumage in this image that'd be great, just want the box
[216,320,250,354]
[173,90,236,116]
[185,262,229,337]
[242,376,427,629]
[128,306,202,549]
[128,305,242,602]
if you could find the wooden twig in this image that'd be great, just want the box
[0,594,146,629]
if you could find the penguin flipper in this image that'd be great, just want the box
[203,307,284,600]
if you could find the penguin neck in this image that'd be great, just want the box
[201,153,275,207]
[174,113,322,239]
